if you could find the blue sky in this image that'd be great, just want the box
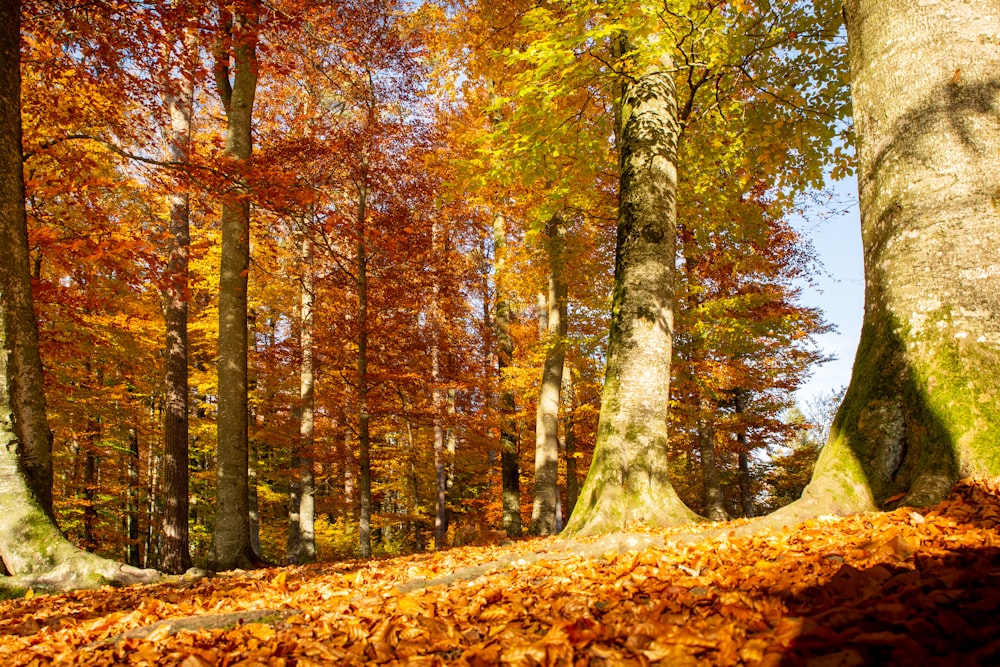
[792,178,864,406]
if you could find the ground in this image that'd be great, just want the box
[3,478,1000,666]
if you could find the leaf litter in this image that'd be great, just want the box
[3,478,1000,666]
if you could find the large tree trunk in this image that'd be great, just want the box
[159,19,196,575]
[0,2,157,589]
[287,229,316,564]
[564,36,698,537]
[784,0,1000,523]
[0,0,53,519]
[530,213,567,535]
[492,212,522,537]
[208,1,260,571]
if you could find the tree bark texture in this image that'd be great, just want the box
[531,214,567,536]
[492,212,522,537]
[288,230,316,564]
[564,40,698,536]
[790,0,1000,520]
[0,0,53,518]
[159,20,196,575]
[209,2,259,571]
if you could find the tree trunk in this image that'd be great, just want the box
[786,0,1000,522]
[159,20,196,575]
[126,428,140,567]
[209,1,260,571]
[562,361,579,518]
[492,212,522,537]
[698,403,727,521]
[288,229,316,564]
[0,5,157,588]
[564,36,698,537]
[0,0,53,519]
[531,213,567,535]
[356,160,372,559]
[82,422,99,552]
[431,222,448,550]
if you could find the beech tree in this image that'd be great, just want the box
[0,0,157,590]
[780,0,1000,521]
[209,0,262,571]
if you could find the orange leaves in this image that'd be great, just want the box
[4,479,1000,665]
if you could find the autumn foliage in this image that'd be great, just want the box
[3,477,1000,665]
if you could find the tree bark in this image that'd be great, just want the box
[784,0,1000,524]
[0,0,53,519]
[0,3,157,589]
[209,1,260,571]
[288,229,316,564]
[531,213,567,535]
[159,18,196,575]
[698,403,727,521]
[564,36,698,536]
[126,428,140,567]
[492,212,522,537]
[562,361,579,519]
[355,159,372,559]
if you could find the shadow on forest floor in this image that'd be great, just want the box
[1,479,999,665]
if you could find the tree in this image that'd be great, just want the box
[158,7,197,575]
[209,0,262,571]
[0,0,156,590]
[784,0,1000,520]
[530,212,567,535]
[565,31,699,536]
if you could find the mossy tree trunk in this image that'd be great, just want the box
[0,0,53,520]
[563,36,699,537]
[782,0,1000,523]
[209,1,260,571]
[0,1,157,589]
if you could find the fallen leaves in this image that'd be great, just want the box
[3,478,1000,665]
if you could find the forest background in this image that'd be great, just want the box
[12,0,853,571]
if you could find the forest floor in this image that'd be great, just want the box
[3,479,1000,666]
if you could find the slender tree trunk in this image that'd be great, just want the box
[430,223,447,549]
[564,35,698,537]
[126,428,140,567]
[288,229,316,564]
[82,421,99,552]
[209,1,260,571]
[492,212,522,537]
[737,448,753,518]
[562,361,579,518]
[698,402,727,521]
[784,0,1000,523]
[531,214,567,535]
[159,20,196,575]
[0,0,53,519]
[355,160,372,559]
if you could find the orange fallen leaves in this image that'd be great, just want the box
[3,478,1000,665]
